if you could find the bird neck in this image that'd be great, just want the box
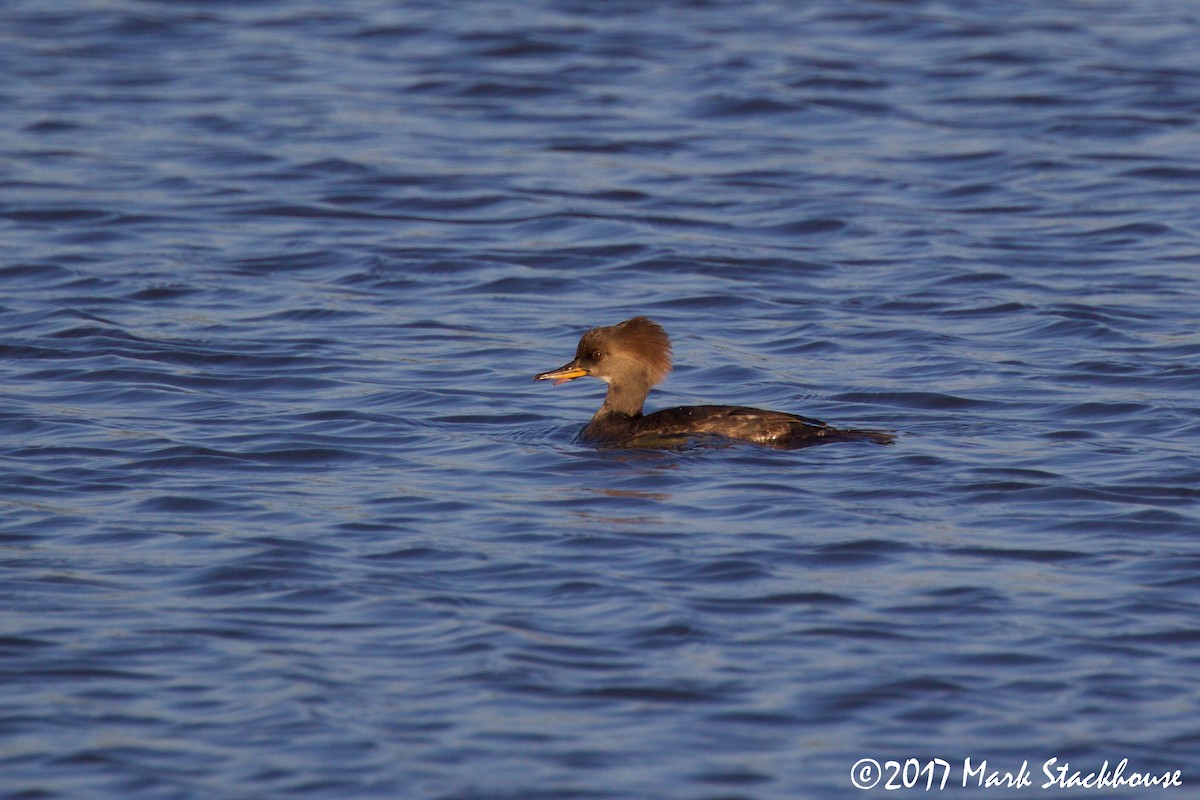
[597,378,651,419]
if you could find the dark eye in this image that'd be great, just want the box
[591,349,603,360]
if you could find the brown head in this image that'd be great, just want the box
[535,317,672,415]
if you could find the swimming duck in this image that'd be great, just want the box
[535,316,894,448]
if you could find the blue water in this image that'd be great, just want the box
[2,2,1199,798]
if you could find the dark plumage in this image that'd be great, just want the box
[535,316,894,449]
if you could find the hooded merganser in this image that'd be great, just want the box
[535,316,894,448]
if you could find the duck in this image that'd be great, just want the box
[535,316,894,448]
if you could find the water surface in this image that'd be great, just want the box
[2,1,1198,798]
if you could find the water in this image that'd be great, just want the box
[2,1,1198,798]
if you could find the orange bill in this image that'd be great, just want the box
[535,363,588,386]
